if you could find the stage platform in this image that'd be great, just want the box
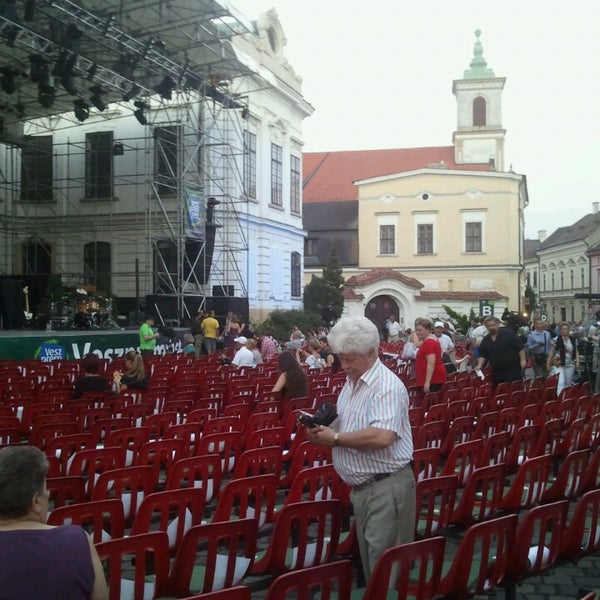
[0,328,185,362]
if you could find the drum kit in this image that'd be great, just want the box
[47,289,120,331]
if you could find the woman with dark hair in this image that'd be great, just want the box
[0,445,108,599]
[271,351,309,400]
[72,353,109,399]
[548,322,579,389]
[113,350,148,392]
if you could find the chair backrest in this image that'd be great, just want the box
[560,488,600,562]
[437,513,518,598]
[67,446,127,497]
[244,426,287,451]
[212,474,277,528]
[500,454,552,512]
[252,499,342,575]
[362,537,445,600]
[279,440,332,487]
[136,438,188,483]
[96,531,170,600]
[46,475,87,510]
[232,446,283,480]
[46,432,95,474]
[168,518,258,597]
[440,439,483,485]
[165,454,222,503]
[415,475,458,538]
[266,559,353,600]
[130,487,208,553]
[47,498,125,543]
[285,463,349,508]
[505,425,539,471]
[195,431,244,475]
[478,430,511,467]
[91,465,156,522]
[412,447,442,482]
[506,500,570,584]
[542,448,590,502]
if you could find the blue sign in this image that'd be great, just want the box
[38,342,66,362]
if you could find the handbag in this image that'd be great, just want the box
[401,342,417,360]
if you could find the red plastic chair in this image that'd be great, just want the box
[130,487,208,555]
[440,438,483,486]
[542,448,590,502]
[168,518,258,597]
[30,421,78,450]
[412,420,445,451]
[212,474,278,528]
[532,418,562,458]
[91,465,156,523]
[47,498,125,543]
[361,537,445,600]
[46,432,95,475]
[252,499,342,575]
[560,488,600,562]
[478,430,510,467]
[165,454,222,503]
[232,446,283,480]
[179,588,251,600]
[505,424,539,471]
[582,445,600,492]
[96,531,171,600]
[136,438,187,488]
[244,426,287,451]
[265,560,353,600]
[500,454,552,513]
[412,447,442,482]
[46,475,86,510]
[415,475,458,539]
[279,440,332,488]
[504,500,570,600]
[195,431,244,475]
[105,426,151,466]
[472,410,499,440]
[437,513,518,598]
[67,446,126,497]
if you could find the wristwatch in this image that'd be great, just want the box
[333,432,340,447]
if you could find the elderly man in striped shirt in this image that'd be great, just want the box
[306,315,416,582]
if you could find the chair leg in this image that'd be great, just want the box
[504,580,517,600]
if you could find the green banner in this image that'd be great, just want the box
[0,332,140,362]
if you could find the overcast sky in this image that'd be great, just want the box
[238,0,600,239]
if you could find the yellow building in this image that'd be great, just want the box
[303,31,528,331]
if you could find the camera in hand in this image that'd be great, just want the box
[297,402,338,428]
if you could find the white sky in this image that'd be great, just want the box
[237,0,600,239]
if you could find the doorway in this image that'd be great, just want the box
[364,295,399,340]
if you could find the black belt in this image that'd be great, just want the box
[352,464,410,492]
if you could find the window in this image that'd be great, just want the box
[417,224,433,254]
[154,125,180,196]
[570,270,574,288]
[270,143,282,207]
[379,224,395,255]
[290,155,301,214]
[305,238,318,256]
[473,96,486,126]
[21,135,53,202]
[83,242,111,292]
[581,267,585,287]
[465,221,482,252]
[551,273,555,290]
[542,274,546,291]
[570,306,575,322]
[533,271,538,288]
[291,251,301,297]
[243,131,256,199]
[560,271,564,290]
[23,241,51,275]
[85,132,113,199]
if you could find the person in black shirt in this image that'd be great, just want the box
[72,353,109,399]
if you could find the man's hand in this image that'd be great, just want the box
[306,425,335,447]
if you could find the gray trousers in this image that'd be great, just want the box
[349,465,416,581]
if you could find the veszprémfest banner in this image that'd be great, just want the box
[184,187,205,241]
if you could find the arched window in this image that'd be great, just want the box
[290,251,301,298]
[473,96,486,126]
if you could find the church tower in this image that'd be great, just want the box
[452,29,506,171]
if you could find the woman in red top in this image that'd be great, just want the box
[414,318,447,393]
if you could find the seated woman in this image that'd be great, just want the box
[72,353,109,399]
[0,445,108,599]
[245,338,263,366]
[182,333,196,355]
[271,351,309,400]
[297,338,326,369]
[113,350,149,392]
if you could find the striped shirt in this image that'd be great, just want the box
[333,358,413,487]
[260,336,279,362]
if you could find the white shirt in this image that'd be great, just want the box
[471,325,488,346]
[436,333,454,355]
[386,321,402,336]
[232,346,254,367]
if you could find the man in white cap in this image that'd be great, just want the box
[231,336,254,368]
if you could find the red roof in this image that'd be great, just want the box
[345,269,423,290]
[303,146,489,202]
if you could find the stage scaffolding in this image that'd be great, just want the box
[0,0,260,323]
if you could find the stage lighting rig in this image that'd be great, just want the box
[89,85,106,111]
[154,76,175,100]
[73,99,90,122]
[38,82,55,108]
[133,99,149,125]
[0,68,16,94]
[122,83,140,102]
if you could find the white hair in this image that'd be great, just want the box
[327,316,379,355]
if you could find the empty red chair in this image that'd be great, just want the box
[130,487,207,555]
[195,431,244,475]
[166,454,222,503]
[437,514,518,598]
[266,560,353,600]
[46,475,86,510]
[67,446,126,497]
[505,425,539,471]
[542,448,590,502]
[440,439,483,486]
[96,531,171,600]
[478,430,510,467]
[412,446,442,482]
[168,518,258,597]
[415,475,458,539]
[361,537,445,600]
[232,446,283,480]
[136,438,187,488]
[244,426,287,451]
[560,488,600,562]
[279,440,332,488]
[105,426,151,466]
[47,498,125,543]
[500,454,552,513]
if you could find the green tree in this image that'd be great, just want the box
[257,309,321,342]
[442,304,470,335]
[303,248,344,323]
[524,284,536,316]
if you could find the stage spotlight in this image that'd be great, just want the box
[38,83,55,108]
[154,75,175,100]
[0,68,16,94]
[133,100,149,125]
[89,85,106,111]
[73,99,90,122]
[29,54,49,85]
[122,83,140,102]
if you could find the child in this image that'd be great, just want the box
[548,353,566,396]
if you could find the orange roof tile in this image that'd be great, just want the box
[345,269,423,290]
[303,147,490,202]
[419,291,507,301]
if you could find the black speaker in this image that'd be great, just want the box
[212,285,234,297]
[0,277,24,329]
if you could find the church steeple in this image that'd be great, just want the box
[452,29,506,170]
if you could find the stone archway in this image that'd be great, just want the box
[364,295,399,340]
